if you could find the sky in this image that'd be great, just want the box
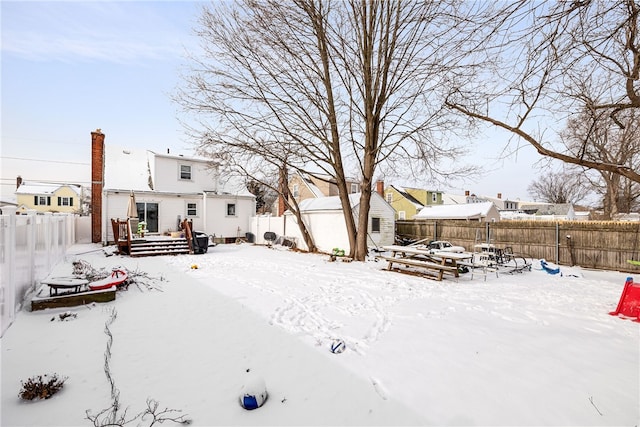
[2,243,638,425]
[1,1,544,202]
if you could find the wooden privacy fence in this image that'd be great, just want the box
[396,219,640,273]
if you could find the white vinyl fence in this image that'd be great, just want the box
[249,213,352,253]
[1,208,76,337]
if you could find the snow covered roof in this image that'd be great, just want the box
[104,144,251,196]
[295,172,325,198]
[415,201,499,220]
[441,193,469,205]
[104,145,155,191]
[520,203,574,216]
[390,185,424,209]
[15,182,81,196]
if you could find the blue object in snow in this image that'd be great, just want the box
[540,259,561,275]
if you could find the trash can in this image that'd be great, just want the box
[245,232,255,243]
[194,232,209,254]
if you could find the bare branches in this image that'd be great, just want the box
[86,308,191,427]
[447,0,640,186]
[176,0,482,260]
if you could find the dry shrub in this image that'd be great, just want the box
[19,374,67,401]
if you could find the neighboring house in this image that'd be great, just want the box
[518,203,576,220]
[414,201,501,222]
[91,130,255,244]
[480,193,519,211]
[380,182,443,220]
[283,191,395,253]
[613,212,640,221]
[15,178,82,214]
[280,172,361,215]
[442,190,517,208]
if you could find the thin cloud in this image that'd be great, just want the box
[1,1,198,64]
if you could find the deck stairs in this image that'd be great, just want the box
[129,238,191,257]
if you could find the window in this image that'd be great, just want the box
[34,196,51,206]
[350,183,359,193]
[398,211,406,220]
[292,184,299,198]
[432,193,438,203]
[371,217,381,233]
[227,203,236,216]
[57,197,73,207]
[180,164,192,180]
[187,202,197,217]
[386,192,392,203]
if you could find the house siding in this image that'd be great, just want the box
[153,155,218,193]
[366,196,395,247]
[289,174,319,203]
[385,187,421,220]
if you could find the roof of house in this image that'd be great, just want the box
[15,182,81,196]
[414,201,498,220]
[520,203,574,216]
[298,173,325,198]
[389,185,424,209]
[104,144,251,196]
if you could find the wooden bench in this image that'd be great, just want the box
[377,255,458,281]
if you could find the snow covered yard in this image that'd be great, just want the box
[2,243,639,426]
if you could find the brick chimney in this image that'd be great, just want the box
[376,180,384,197]
[465,190,470,196]
[497,193,502,199]
[91,129,105,243]
[16,175,22,189]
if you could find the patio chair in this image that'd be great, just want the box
[470,252,499,281]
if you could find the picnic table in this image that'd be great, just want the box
[379,245,473,281]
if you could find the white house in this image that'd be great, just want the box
[93,135,255,244]
[252,192,395,253]
[414,201,500,222]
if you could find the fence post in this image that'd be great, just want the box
[555,222,560,264]
[44,212,52,274]
[1,207,17,336]
[27,210,37,290]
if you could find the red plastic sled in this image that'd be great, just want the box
[89,269,128,291]
[609,277,640,322]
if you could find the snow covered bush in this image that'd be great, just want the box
[19,374,67,400]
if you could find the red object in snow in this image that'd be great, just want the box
[89,269,128,291]
[609,277,640,322]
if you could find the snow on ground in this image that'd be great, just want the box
[2,243,639,426]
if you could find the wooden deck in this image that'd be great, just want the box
[111,218,193,257]
[128,237,191,257]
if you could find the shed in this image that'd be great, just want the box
[284,192,395,253]
[414,201,500,222]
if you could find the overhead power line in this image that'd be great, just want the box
[1,156,89,166]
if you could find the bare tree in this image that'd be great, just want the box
[559,107,640,217]
[176,0,478,260]
[527,169,591,204]
[446,0,640,184]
